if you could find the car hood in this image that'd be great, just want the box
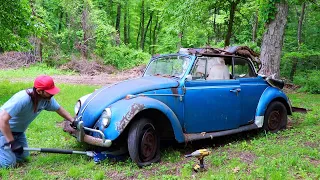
[78,76,179,127]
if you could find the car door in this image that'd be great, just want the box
[183,56,241,133]
[233,57,269,126]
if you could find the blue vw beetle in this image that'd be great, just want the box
[67,47,292,167]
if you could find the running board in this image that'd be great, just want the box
[183,123,259,142]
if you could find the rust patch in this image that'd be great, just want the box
[116,103,145,132]
[83,135,109,147]
[171,88,178,95]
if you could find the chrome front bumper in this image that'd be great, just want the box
[76,121,112,147]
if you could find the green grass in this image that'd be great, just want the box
[0,63,75,80]
[0,67,319,179]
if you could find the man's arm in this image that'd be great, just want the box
[56,107,74,122]
[0,110,14,142]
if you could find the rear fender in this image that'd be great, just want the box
[254,87,292,127]
[97,96,185,142]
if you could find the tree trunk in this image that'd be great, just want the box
[213,7,217,44]
[109,0,114,25]
[81,3,89,59]
[290,2,306,81]
[252,11,258,42]
[128,8,131,45]
[115,3,121,33]
[115,2,121,46]
[297,2,306,47]
[142,12,153,51]
[136,21,141,49]
[152,16,159,55]
[149,13,153,53]
[178,31,183,49]
[289,57,298,81]
[224,0,239,46]
[123,0,128,45]
[260,2,289,78]
[140,0,145,50]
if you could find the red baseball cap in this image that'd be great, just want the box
[34,75,60,95]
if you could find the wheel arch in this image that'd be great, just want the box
[128,109,177,141]
[108,96,185,143]
[256,87,292,117]
[254,87,292,128]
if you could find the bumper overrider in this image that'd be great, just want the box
[64,119,112,147]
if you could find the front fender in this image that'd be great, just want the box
[254,87,292,127]
[96,96,185,142]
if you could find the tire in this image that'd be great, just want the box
[127,118,160,167]
[263,101,288,133]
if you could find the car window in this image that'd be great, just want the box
[144,56,191,78]
[191,57,232,80]
[234,58,256,78]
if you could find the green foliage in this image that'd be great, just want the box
[259,0,280,23]
[293,70,320,94]
[280,51,320,78]
[96,45,151,69]
[0,0,35,51]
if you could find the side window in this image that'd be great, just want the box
[191,57,207,80]
[191,57,232,80]
[234,58,256,78]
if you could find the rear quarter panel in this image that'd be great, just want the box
[255,86,292,127]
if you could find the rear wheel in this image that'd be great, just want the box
[127,118,160,167]
[263,101,287,133]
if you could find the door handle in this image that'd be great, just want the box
[230,88,241,96]
[230,88,241,93]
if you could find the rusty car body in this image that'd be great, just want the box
[67,46,292,167]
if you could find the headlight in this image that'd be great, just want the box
[101,108,112,128]
[74,100,81,115]
[74,93,92,115]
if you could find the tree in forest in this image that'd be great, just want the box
[0,0,35,51]
[224,0,241,46]
[260,0,289,78]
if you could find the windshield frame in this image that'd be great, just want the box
[142,54,194,79]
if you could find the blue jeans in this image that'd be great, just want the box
[0,132,29,168]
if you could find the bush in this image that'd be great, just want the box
[281,51,320,80]
[95,45,151,70]
[293,70,320,94]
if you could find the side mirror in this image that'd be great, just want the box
[185,74,192,81]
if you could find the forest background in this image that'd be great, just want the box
[0,0,319,93]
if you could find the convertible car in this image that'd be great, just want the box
[65,46,292,167]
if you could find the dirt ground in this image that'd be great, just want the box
[0,51,145,85]
[9,69,143,86]
[46,71,142,86]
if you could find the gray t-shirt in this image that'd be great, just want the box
[0,89,60,132]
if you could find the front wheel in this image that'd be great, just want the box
[263,101,288,133]
[127,118,160,167]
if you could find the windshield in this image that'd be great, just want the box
[144,55,191,78]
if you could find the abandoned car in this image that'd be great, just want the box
[65,46,292,167]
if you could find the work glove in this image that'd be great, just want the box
[3,140,24,155]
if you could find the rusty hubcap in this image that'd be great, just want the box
[268,110,281,130]
[140,127,157,161]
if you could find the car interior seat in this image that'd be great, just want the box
[207,57,230,80]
